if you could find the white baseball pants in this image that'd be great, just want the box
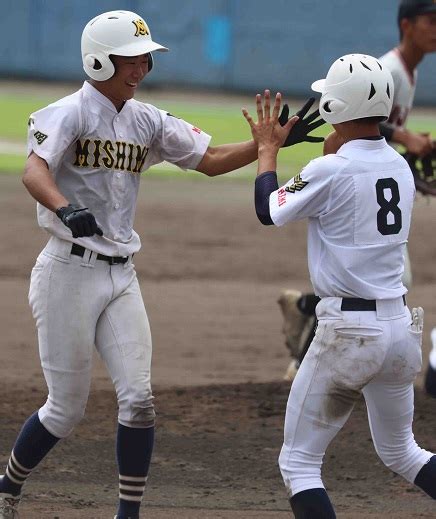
[28,237,154,438]
[279,296,433,496]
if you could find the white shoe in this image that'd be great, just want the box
[0,492,20,519]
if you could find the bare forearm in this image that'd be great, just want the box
[257,146,278,176]
[196,140,258,176]
[23,155,68,212]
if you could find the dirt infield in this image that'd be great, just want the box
[0,173,436,518]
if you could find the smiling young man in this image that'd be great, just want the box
[0,9,290,519]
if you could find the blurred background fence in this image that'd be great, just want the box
[1,0,435,104]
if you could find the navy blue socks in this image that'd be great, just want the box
[0,411,60,496]
[116,424,154,519]
[414,455,436,499]
[290,488,336,519]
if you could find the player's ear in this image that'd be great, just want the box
[399,17,411,39]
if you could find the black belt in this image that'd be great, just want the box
[341,295,406,311]
[71,243,129,265]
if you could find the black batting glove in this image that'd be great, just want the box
[56,204,103,238]
[279,97,325,147]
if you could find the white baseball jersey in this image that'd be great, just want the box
[269,138,415,299]
[27,81,211,257]
[379,48,417,130]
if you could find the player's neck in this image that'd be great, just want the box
[89,80,126,112]
[335,122,381,143]
[397,42,424,73]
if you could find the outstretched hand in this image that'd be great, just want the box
[279,98,325,147]
[242,90,299,153]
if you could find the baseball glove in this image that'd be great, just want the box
[279,97,325,147]
[403,149,436,196]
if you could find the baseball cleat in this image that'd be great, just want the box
[0,492,20,519]
[278,290,314,380]
[277,289,306,351]
[283,358,300,382]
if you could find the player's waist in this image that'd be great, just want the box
[42,236,136,265]
[340,295,406,312]
[316,295,408,320]
[70,243,130,264]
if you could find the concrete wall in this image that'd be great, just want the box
[1,0,435,104]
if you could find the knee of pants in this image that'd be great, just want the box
[118,392,155,428]
[376,446,420,482]
[278,444,322,495]
[39,398,87,438]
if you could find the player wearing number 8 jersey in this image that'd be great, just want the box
[278,0,436,385]
[244,53,436,517]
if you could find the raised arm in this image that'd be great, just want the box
[242,90,298,225]
[195,140,258,177]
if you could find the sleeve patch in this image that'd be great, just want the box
[277,187,287,206]
[285,173,309,193]
[34,131,48,145]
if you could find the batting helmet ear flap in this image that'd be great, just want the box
[83,53,115,81]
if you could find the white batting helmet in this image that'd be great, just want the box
[311,54,394,124]
[81,10,169,81]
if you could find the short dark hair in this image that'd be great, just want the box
[354,116,386,124]
[398,0,436,38]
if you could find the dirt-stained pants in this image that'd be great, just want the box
[279,296,433,496]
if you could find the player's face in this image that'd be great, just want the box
[98,54,150,110]
[407,13,436,53]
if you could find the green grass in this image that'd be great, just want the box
[0,154,26,173]
[0,92,435,181]
[0,95,54,140]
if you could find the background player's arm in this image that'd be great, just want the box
[391,127,433,156]
[23,152,68,211]
[380,122,433,156]
[195,140,258,176]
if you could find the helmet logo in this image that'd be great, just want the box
[132,19,149,37]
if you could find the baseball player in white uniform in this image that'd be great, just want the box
[243,53,436,517]
[278,0,436,387]
[0,10,308,519]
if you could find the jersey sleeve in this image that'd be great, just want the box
[269,157,335,226]
[151,110,211,170]
[27,102,80,171]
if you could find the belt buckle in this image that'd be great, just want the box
[109,256,128,265]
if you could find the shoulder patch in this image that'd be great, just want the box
[34,131,48,145]
[285,173,309,193]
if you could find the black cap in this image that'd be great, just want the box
[399,0,436,21]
